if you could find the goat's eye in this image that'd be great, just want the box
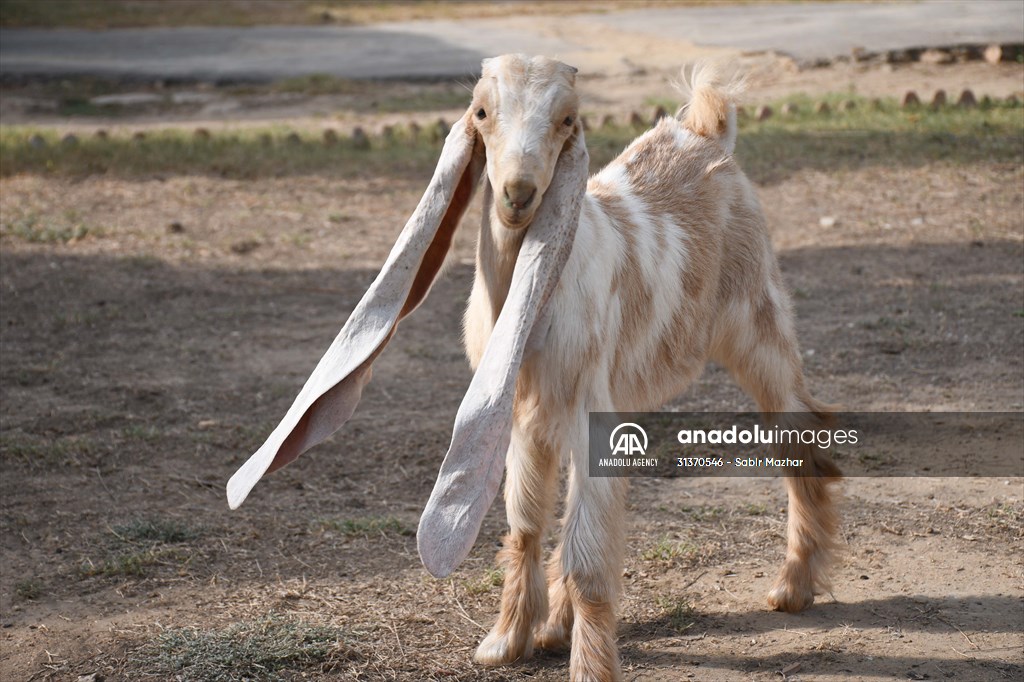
[563,115,575,127]
[476,108,487,120]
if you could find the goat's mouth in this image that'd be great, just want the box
[495,203,538,230]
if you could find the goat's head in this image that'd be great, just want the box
[470,54,581,230]
[227,54,588,579]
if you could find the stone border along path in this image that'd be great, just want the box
[26,89,1023,153]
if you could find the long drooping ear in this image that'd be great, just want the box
[227,112,484,510]
[417,127,589,578]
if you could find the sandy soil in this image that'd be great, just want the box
[1,57,1022,681]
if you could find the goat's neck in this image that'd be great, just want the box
[476,200,526,323]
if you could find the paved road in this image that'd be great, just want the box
[0,1,1020,82]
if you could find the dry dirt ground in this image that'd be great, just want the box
[1,55,1023,681]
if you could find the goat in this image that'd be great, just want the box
[227,55,842,681]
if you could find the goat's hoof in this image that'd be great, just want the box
[767,575,815,613]
[569,657,623,682]
[767,559,818,613]
[474,627,533,666]
[534,621,570,651]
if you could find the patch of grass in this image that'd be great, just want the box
[121,424,163,443]
[135,613,359,681]
[374,89,471,114]
[113,516,200,544]
[248,74,470,111]
[15,579,42,600]
[589,93,1024,183]
[1,211,93,244]
[263,74,364,96]
[79,545,192,578]
[463,566,505,596]
[655,595,697,633]
[314,515,412,538]
[78,516,198,579]
[56,97,127,117]
[985,502,1023,530]
[0,127,442,180]
[0,432,101,467]
[679,505,725,522]
[79,549,161,577]
[642,537,699,563]
[743,503,769,516]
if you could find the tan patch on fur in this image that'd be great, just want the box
[593,192,660,391]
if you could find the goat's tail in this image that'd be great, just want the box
[676,62,744,155]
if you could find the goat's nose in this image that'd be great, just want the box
[502,179,537,210]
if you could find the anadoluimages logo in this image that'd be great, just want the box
[609,423,648,456]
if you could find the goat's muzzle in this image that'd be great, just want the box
[498,177,539,229]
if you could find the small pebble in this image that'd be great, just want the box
[818,216,838,228]
[919,48,953,65]
[886,49,914,64]
[231,240,261,255]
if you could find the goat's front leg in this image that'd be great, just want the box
[556,416,628,682]
[474,426,558,666]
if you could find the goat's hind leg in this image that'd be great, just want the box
[768,408,842,612]
[715,294,842,613]
[475,425,558,665]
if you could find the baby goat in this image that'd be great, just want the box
[228,55,841,682]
